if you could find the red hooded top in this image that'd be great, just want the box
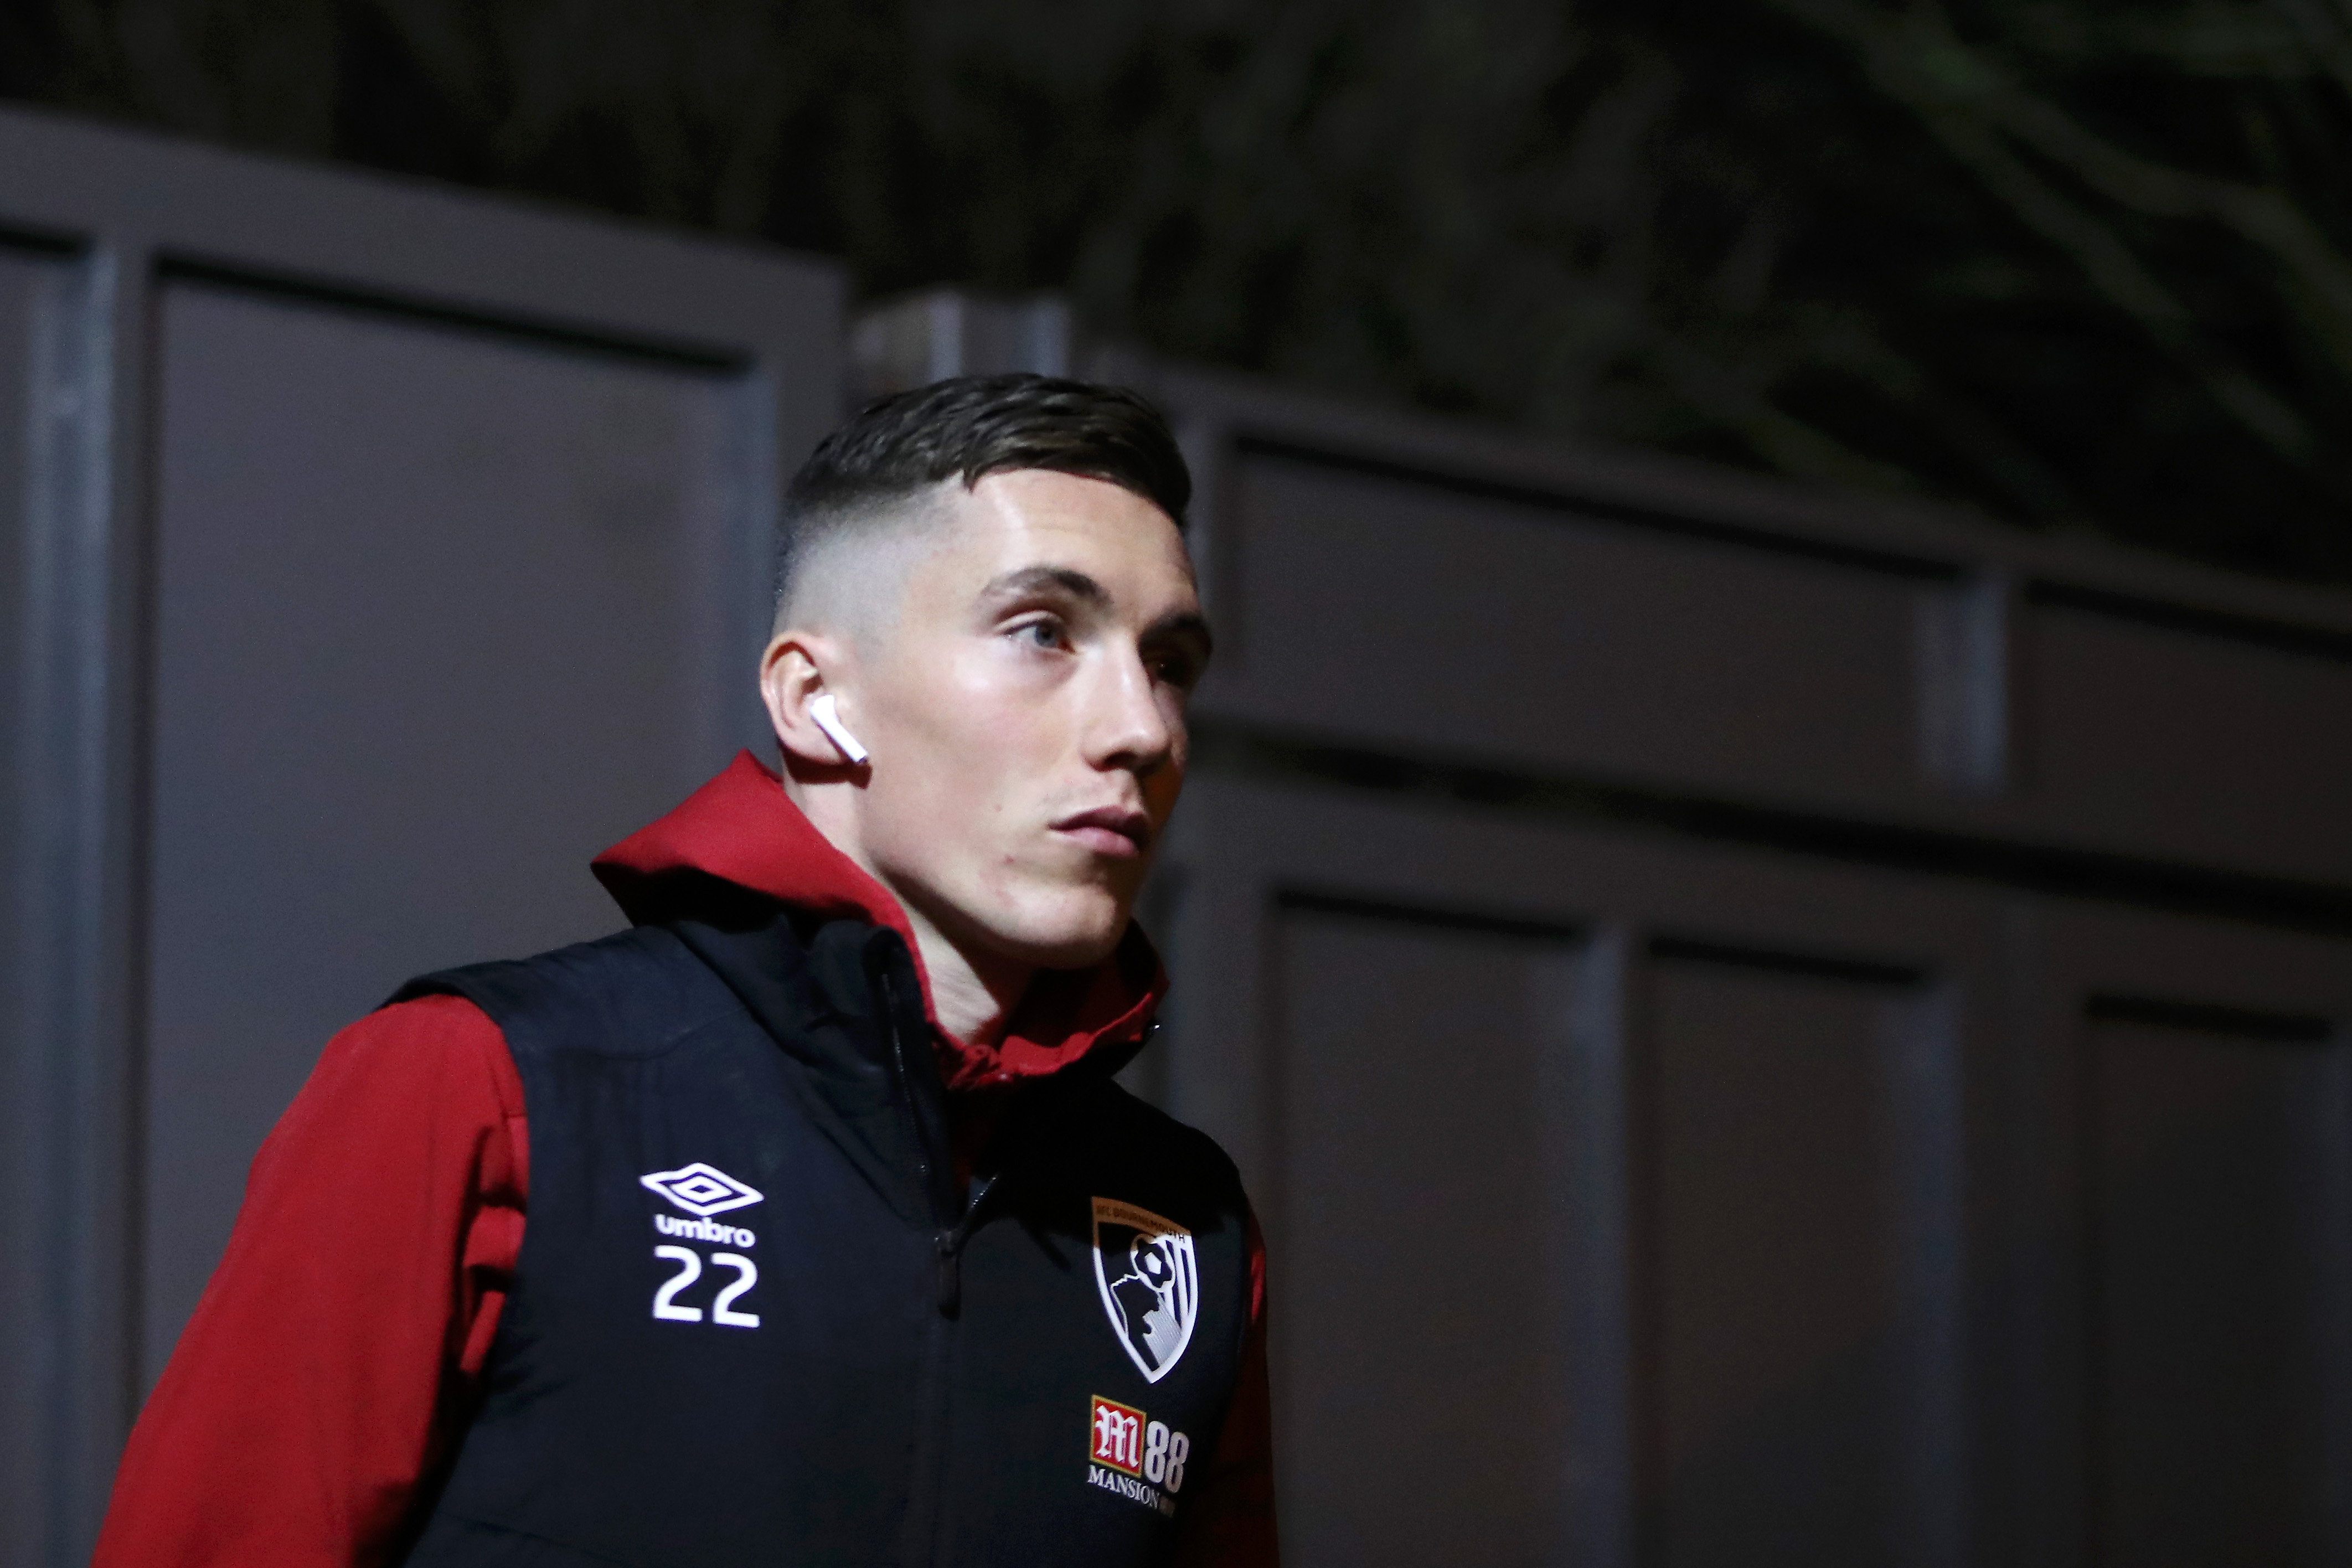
[591,752,1170,1091]
[94,755,1275,1567]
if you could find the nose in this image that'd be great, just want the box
[1084,643,1178,776]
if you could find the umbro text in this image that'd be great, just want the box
[653,1213,756,1247]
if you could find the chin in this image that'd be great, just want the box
[997,923,1126,972]
[982,888,1131,971]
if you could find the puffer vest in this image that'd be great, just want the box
[389,901,1251,1567]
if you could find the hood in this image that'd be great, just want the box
[591,751,1167,1091]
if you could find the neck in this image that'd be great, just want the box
[893,900,1036,1046]
[786,773,1034,1046]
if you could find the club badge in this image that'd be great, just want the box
[1091,1196,1198,1384]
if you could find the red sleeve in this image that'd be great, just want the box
[92,994,528,1568]
[1172,1206,1280,1566]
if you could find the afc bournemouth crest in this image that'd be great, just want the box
[1091,1196,1198,1384]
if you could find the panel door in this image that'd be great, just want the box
[1152,773,2352,1568]
[1636,940,1949,1568]
[1204,451,1930,814]
[0,104,842,1567]
[139,276,761,1383]
[1153,774,1998,1568]
[1995,905,2352,1568]
[0,234,78,1568]
[1267,895,1580,1565]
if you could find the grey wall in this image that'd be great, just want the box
[0,239,76,1568]
[6,122,2352,1568]
[1100,347,2352,1567]
[140,277,754,1383]
[0,104,840,1568]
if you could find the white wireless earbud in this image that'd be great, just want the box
[808,693,869,765]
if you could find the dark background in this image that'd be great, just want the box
[7,22,2352,1568]
[7,0,2352,586]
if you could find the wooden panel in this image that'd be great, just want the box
[0,240,65,1568]
[1987,905,2352,1568]
[1639,950,1919,1568]
[0,104,839,1568]
[2082,1007,2350,1568]
[1160,777,1990,1568]
[140,278,747,1384]
[0,245,37,723]
[1154,372,2352,893]
[0,245,47,1035]
[1210,457,1924,808]
[1270,902,1578,1568]
[2025,605,2352,885]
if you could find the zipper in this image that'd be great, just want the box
[873,936,997,1566]
[934,1173,999,1316]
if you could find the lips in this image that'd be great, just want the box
[1052,804,1153,858]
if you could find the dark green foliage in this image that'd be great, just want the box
[14,0,2352,581]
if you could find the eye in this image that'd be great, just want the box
[1009,616,1070,652]
[1149,651,1204,691]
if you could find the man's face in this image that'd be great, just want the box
[828,470,1208,971]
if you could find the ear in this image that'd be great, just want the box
[760,631,864,769]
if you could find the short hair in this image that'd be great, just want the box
[775,374,1191,626]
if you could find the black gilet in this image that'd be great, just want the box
[387,897,1251,1568]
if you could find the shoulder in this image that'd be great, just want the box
[245,989,525,1207]
[296,991,520,1128]
[1110,1084,1241,1174]
[391,925,736,1062]
[1059,1077,1251,1211]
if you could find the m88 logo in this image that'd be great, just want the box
[1089,1395,1189,1492]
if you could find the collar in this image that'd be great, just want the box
[590,751,1166,1090]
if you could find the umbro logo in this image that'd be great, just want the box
[640,1162,764,1217]
[640,1163,762,1330]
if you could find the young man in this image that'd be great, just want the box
[95,375,1276,1566]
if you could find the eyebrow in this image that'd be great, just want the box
[978,564,1215,655]
[979,565,1113,608]
[1149,610,1215,658]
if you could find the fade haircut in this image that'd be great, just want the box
[774,373,1191,633]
